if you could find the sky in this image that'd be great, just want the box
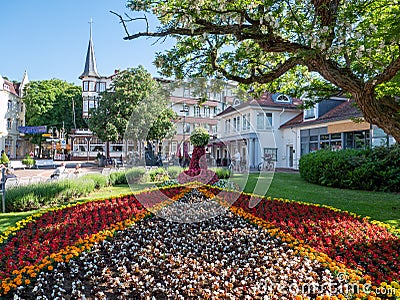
[0,0,175,85]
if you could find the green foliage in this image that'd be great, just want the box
[210,167,231,179]
[299,145,400,192]
[21,154,35,167]
[189,127,210,147]
[148,167,170,182]
[23,79,85,130]
[109,171,127,185]
[125,167,147,184]
[125,0,400,141]
[147,108,177,141]
[166,166,183,178]
[89,66,172,143]
[1,152,9,164]
[83,173,109,189]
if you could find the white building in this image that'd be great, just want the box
[75,24,238,162]
[0,72,29,159]
[215,92,301,169]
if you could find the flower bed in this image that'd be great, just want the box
[202,186,400,285]
[0,185,399,299]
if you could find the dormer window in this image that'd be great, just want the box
[304,105,318,120]
[233,98,241,106]
[273,93,292,103]
[3,84,10,91]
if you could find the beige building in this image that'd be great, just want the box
[0,72,29,159]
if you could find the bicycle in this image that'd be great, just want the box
[258,155,274,172]
[228,159,242,173]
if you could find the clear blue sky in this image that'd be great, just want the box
[0,0,175,85]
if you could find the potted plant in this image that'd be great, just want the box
[22,153,36,168]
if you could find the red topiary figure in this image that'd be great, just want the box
[177,127,219,184]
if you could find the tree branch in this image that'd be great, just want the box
[210,49,303,84]
[366,55,400,92]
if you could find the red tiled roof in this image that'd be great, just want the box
[280,99,363,128]
[217,91,301,117]
[3,79,20,96]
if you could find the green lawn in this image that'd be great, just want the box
[234,172,400,229]
[1,173,399,233]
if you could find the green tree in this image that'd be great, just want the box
[116,0,400,142]
[23,79,85,155]
[89,66,175,144]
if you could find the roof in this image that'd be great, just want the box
[79,38,100,79]
[2,79,20,96]
[217,91,301,117]
[280,99,363,128]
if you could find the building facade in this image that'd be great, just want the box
[0,72,29,159]
[215,92,302,169]
[75,26,238,162]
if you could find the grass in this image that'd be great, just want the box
[233,172,400,229]
[1,173,399,233]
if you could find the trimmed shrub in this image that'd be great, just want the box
[125,167,147,184]
[83,173,109,189]
[148,167,170,182]
[166,166,183,178]
[22,154,35,168]
[211,167,232,179]
[189,127,210,147]
[109,171,127,185]
[299,145,400,192]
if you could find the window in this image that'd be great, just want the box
[304,106,317,120]
[7,119,12,129]
[247,113,250,129]
[263,148,278,161]
[242,115,247,130]
[194,105,200,117]
[183,87,190,98]
[97,82,106,92]
[8,100,12,110]
[83,81,89,91]
[214,107,221,116]
[275,94,291,103]
[3,84,10,91]
[204,106,210,117]
[257,112,272,129]
[89,81,96,92]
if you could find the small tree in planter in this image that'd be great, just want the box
[177,127,219,184]
[22,154,36,168]
[1,152,10,167]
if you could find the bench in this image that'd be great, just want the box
[35,160,56,169]
[9,161,27,170]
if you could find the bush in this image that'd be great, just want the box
[82,173,109,189]
[148,167,170,182]
[5,178,99,212]
[125,167,146,184]
[299,145,400,192]
[166,166,183,178]
[22,154,35,168]
[1,152,10,164]
[189,127,210,147]
[109,171,127,185]
[211,167,232,179]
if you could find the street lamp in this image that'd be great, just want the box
[179,104,189,166]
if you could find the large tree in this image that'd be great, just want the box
[115,0,400,142]
[88,66,176,143]
[23,79,85,153]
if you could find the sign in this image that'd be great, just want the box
[61,139,66,149]
[42,133,51,137]
[18,126,47,135]
[46,138,59,142]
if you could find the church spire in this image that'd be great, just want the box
[79,18,100,79]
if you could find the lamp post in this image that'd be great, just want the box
[179,105,189,166]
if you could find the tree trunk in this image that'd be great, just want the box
[353,92,400,143]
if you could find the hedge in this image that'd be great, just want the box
[299,145,400,192]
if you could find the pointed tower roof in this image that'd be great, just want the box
[19,70,29,97]
[79,19,100,79]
